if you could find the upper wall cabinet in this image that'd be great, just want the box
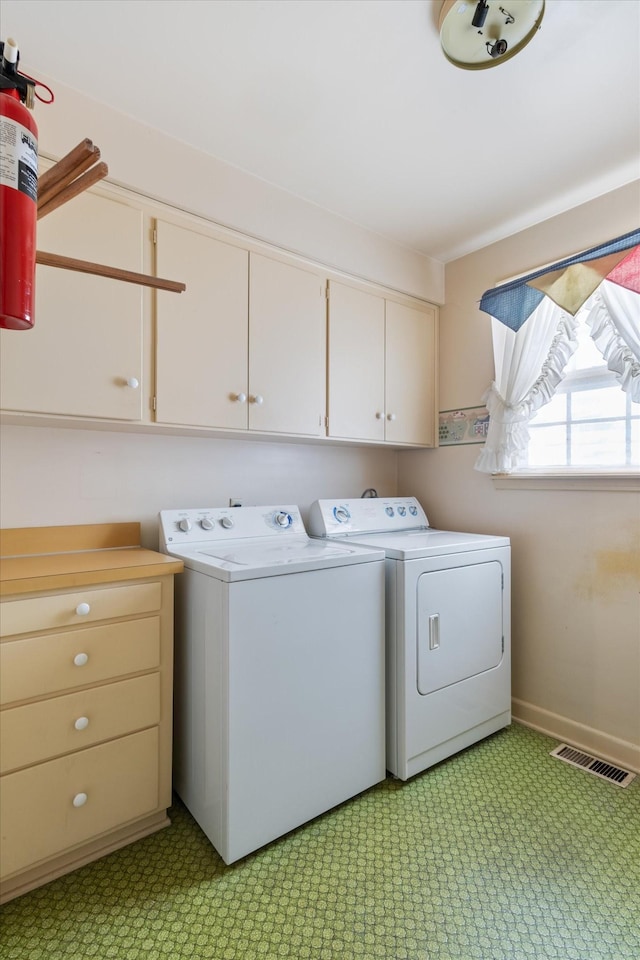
[327,281,438,446]
[0,192,144,421]
[248,252,326,438]
[155,220,326,438]
[385,299,438,446]
[154,219,249,430]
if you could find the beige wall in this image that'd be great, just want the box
[399,182,640,771]
[0,425,397,549]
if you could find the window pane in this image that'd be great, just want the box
[572,385,627,421]
[530,392,567,425]
[513,300,638,472]
[566,316,607,371]
[528,425,567,466]
[571,420,626,466]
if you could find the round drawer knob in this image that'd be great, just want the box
[75,602,91,616]
[73,652,89,667]
[73,792,88,808]
[126,377,140,389]
[74,716,90,731]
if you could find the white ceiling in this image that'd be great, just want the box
[2,0,639,262]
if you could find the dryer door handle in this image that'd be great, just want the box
[428,614,440,650]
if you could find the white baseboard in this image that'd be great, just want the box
[512,698,640,774]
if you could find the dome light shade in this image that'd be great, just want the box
[439,0,545,69]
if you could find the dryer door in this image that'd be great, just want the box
[417,561,503,695]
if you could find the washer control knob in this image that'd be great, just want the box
[178,518,192,532]
[200,517,215,530]
[274,511,292,528]
[221,516,235,529]
[333,506,351,524]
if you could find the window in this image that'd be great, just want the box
[525,306,640,469]
[475,232,640,479]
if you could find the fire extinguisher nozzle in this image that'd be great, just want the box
[2,37,19,68]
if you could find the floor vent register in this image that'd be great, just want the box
[550,744,636,788]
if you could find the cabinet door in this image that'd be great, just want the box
[385,300,437,446]
[155,220,249,429]
[327,281,385,441]
[249,254,326,436]
[0,192,144,420]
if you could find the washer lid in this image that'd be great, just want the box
[166,535,384,580]
[334,529,510,559]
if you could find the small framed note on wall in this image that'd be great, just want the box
[438,406,490,446]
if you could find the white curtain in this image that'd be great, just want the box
[474,299,579,474]
[584,280,640,402]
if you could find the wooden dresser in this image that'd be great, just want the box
[0,523,183,904]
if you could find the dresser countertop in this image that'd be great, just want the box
[0,523,183,596]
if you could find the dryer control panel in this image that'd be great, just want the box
[308,497,429,537]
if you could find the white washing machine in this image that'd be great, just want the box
[159,504,386,863]
[308,497,511,781]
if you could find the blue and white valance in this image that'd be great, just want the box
[475,229,640,473]
[479,229,640,332]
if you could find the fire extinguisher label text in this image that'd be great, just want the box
[0,116,38,203]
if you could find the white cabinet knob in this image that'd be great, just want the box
[126,377,140,389]
[376,412,385,420]
[73,792,88,808]
[250,394,264,405]
[74,716,90,731]
[75,602,91,616]
[73,652,89,667]
[234,393,247,404]
[387,413,397,421]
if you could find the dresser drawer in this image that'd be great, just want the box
[0,673,160,774]
[0,582,162,637]
[0,616,160,705]
[0,727,159,879]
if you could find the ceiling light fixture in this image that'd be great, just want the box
[439,0,545,69]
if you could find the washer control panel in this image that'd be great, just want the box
[159,505,304,548]
[308,497,428,537]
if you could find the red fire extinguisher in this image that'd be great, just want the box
[0,38,39,330]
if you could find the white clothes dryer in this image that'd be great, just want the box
[159,504,386,863]
[308,497,511,781]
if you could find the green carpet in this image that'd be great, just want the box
[1,723,638,960]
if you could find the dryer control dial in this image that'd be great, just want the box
[274,511,293,528]
[333,506,351,524]
[221,516,235,529]
[200,517,215,530]
[178,518,192,532]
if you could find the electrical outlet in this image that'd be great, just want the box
[229,498,243,508]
